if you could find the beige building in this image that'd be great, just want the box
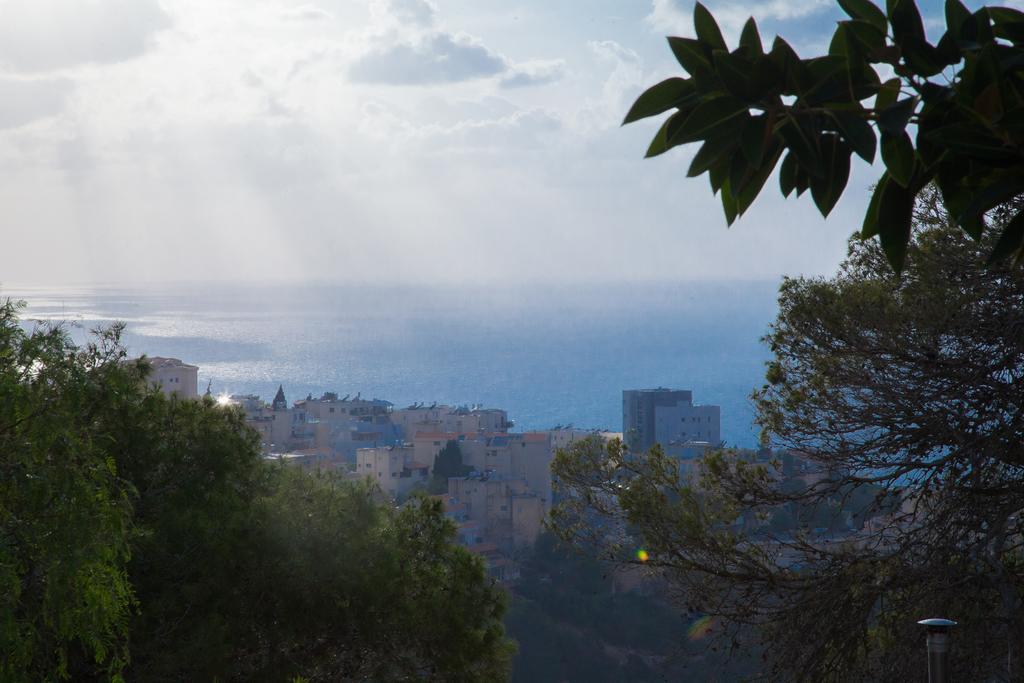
[413,431,554,511]
[229,386,292,453]
[356,444,430,500]
[391,404,511,440]
[447,474,545,552]
[146,357,199,399]
[292,393,399,460]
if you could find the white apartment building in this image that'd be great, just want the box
[146,357,199,399]
[356,444,430,500]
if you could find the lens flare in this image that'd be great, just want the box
[687,615,714,640]
[636,548,649,562]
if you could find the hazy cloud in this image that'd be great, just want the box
[0,77,72,128]
[352,0,562,87]
[280,4,334,22]
[0,0,857,286]
[0,0,171,72]
[350,33,507,85]
[382,0,437,27]
[646,0,831,41]
[500,60,567,88]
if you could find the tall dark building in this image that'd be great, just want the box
[622,388,693,453]
[623,388,720,456]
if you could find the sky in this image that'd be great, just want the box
[0,0,1016,285]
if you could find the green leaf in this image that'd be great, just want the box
[644,112,682,158]
[830,110,877,163]
[945,0,972,39]
[622,78,694,125]
[769,37,807,95]
[741,114,769,166]
[877,177,916,272]
[924,123,1016,160]
[810,135,852,217]
[875,78,901,111]
[729,150,751,194]
[736,145,783,215]
[720,177,738,225]
[935,161,983,238]
[842,19,887,52]
[667,37,712,77]
[881,131,916,186]
[990,7,1024,43]
[779,152,799,197]
[988,207,1024,264]
[876,97,917,134]
[670,96,750,146]
[861,173,890,238]
[779,115,823,178]
[739,17,764,56]
[887,0,926,43]
[901,36,947,77]
[973,82,1004,122]
[709,160,728,193]
[714,50,755,101]
[803,56,849,104]
[688,132,741,177]
[957,175,1024,229]
[794,166,811,197]
[973,7,994,45]
[838,0,888,32]
[694,2,728,51]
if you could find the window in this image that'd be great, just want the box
[329,407,335,413]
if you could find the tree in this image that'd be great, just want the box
[0,303,136,682]
[624,0,1024,271]
[550,192,1024,680]
[429,440,471,494]
[0,302,514,681]
[223,471,514,682]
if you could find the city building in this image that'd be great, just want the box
[146,357,199,399]
[412,431,554,510]
[228,387,293,453]
[390,404,511,440]
[292,393,400,461]
[622,387,721,456]
[356,444,430,500]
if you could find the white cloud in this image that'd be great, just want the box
[500,59,567,88]
[351,0,563,87]
[0,0,856,286]
[0,0,170,72]
[646,0,831,42]
[0,77,72,128]
[350,32,508,85]
[379,0,437,27]
[280,4,334,22]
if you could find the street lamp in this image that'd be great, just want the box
[917,618,957,683]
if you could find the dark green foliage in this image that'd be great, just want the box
[0,303,135,681]
[0,301,514,681]
[550,194,1024,680]
[626,0,1024,271]
[429,439,471,494]
[506,533,757,683]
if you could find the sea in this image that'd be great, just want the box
[4,281,781,448]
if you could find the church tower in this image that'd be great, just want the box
[272,384,287,411]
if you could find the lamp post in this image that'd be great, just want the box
[917,618,957,683]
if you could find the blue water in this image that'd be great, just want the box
[5,281,780,447]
